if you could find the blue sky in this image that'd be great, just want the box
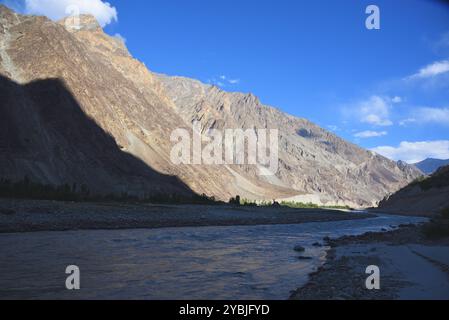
[4,0,449,163]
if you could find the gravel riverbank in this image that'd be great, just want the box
[0,198,373,233]
[291,225,449,300]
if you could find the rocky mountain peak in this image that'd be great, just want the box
[0,4,12,14]
[0,4,18,24]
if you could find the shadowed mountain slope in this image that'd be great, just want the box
[379,165,449,216]
[0,75,195,197]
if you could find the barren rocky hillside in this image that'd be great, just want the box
[379,165,449,216]
[0,6,422,207]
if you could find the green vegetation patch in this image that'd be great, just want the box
[280,201,351,210]
[228,196,351,210]
[422,206,449,239]
[441,207,449,219]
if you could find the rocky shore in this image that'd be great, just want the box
[291,224,449,300]
[0,198,373,233]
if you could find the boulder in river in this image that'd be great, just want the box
[297,256,313,260]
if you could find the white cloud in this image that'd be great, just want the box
[400,107,449,126]
[371,140,449,164]
[399,118,417,126]
[391,96,402,104]
[364,114,392,126]
[415,107,449,125]
[350,96,393,126]
[408,60,449,79]
[209,75,240,87]
[23,0,118,27]
[354,130,387,138]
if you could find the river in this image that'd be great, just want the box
[0,213,427,300]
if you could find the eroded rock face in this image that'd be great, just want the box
[0,6,422,206]
[156,75,422,207]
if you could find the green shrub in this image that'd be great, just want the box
[279,201,351,210]
[412,172,449,191]
[422,222,449,239]
[441,207,449,219]
[229,195,241,206]
[240,198,258,206]
[280,201,319,209]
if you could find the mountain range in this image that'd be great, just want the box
[0,6,422,207]
[413,158,449,175]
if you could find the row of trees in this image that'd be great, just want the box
[229,196,351,210]
[0,177,91,202]
[0,177,218,205]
